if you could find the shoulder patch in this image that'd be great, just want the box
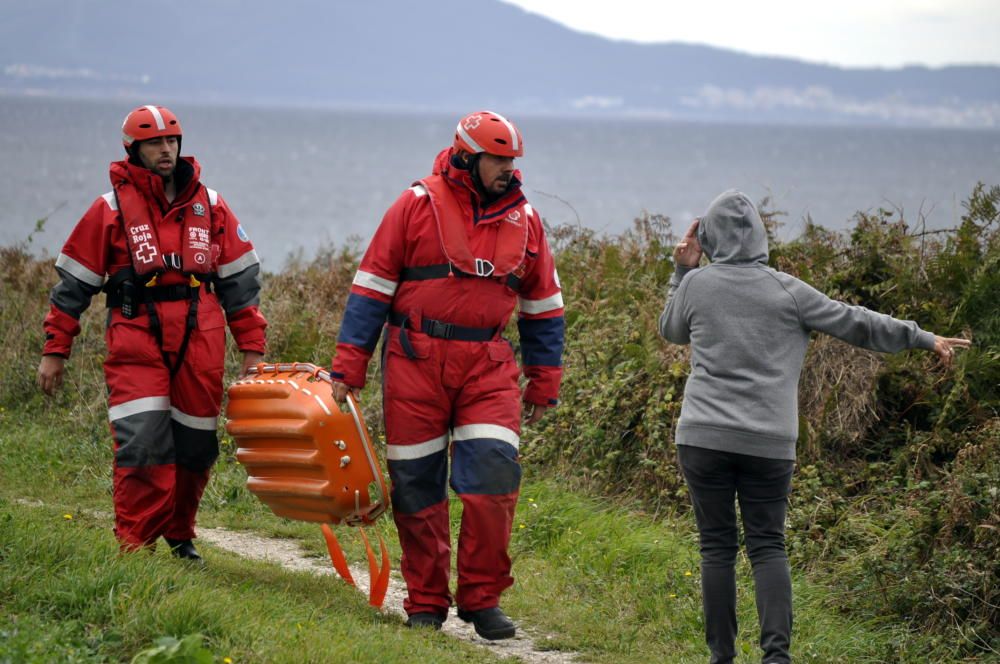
[408,184,427,198]
[206,188,219,206]
[236,224,249,243]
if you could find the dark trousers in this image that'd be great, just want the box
[677,444,795,664]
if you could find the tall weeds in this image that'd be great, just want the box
[3,185,997,657]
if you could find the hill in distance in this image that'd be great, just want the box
[2,0,999,128]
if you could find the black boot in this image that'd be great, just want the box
[164,538,204,564]
[457,606,516,640]
[405,612,444,630]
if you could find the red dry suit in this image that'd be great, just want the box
[332,148,565,616]
[42,157,267,550]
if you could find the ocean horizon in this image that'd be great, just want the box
[2,95,997,269]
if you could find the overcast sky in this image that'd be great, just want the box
[500,0,1000,68]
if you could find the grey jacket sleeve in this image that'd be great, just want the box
[785,276,936,353]
[658,264,696,344]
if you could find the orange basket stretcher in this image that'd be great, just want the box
[225,362,390,607]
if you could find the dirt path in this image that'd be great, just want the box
[14,497,578,663]
[198,527,579,664]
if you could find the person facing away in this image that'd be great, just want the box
[37,105,268,562]
[329,110,565,639]
[658,190,969,664]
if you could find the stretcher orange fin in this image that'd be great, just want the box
[321,523,355,587]
[358,527,391,607]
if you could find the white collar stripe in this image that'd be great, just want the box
[145,105,166,130]
[456,123,484,153]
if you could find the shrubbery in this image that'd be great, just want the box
[2,185,996,658]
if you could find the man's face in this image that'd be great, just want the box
[476,153,515,196]
[137,135,179,178]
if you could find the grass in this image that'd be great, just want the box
[4,186,997,661]
[0,410,958,663]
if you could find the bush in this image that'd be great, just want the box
[4,185,998,657]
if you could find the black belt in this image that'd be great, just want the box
[399,264,522,291]
[105,283,201,308]
[387,311,497,342]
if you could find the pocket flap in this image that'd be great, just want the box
[488,339,515,363]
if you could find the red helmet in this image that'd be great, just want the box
[121,105,182,149]
[453,110,524,158]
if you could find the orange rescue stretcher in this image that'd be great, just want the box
[225,362,390,607]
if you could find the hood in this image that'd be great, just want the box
[430,147,524,206]
[697,190,768,265]
[109,156,201,209]
[431,147,452,176]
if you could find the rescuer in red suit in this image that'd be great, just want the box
[330,110,565,639]
[37,105,268,562]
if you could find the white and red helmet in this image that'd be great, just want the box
[121,105,182,150]
[453,110,524,158]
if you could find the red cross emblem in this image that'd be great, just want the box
[463,115,482,130]
[135,242,158,264]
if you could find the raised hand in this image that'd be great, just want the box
[674,219,703,268]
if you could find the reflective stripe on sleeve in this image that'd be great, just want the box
[409,184,427,197]
[519,292,564,315]
[101,191,119,211]
[352,270,397,297]
[217,249,260,278]
[56,253,105,288]
[206,188,219,206]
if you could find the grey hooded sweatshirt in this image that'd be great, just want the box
[659,190,936,460]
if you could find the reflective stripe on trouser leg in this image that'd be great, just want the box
[164,411,217,540]
[104,315,224,548]
[108,396,174,549]
[383,337,454,615]
[163,325,224,541]
[450,423,522,611]
[448,338,523,611]
[387,437,452,615]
